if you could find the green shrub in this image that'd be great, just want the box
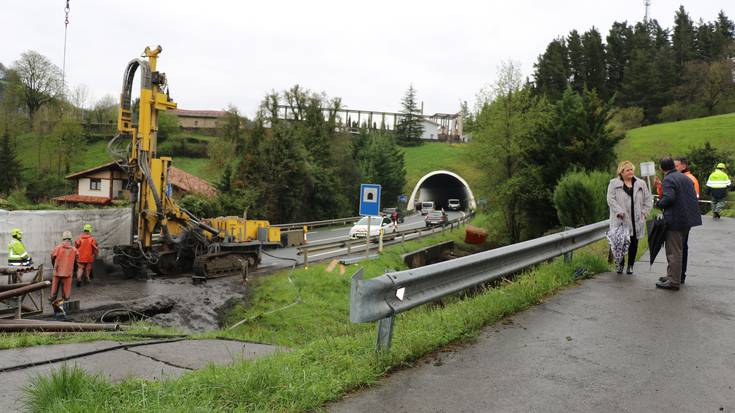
[25,174,71,203]
[685,141,734,186]
[610,106,644,132]
[179,193,222,218]
[158,136,208,158]
[553,170,610,227]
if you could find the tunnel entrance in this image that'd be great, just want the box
[407,170,476,212]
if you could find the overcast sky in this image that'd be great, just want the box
[2,0,731,117]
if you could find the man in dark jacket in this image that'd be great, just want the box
[655,157,702,290]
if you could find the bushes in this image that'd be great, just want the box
[553,170,610,228]
[158,136,208,158]
[610,106,645,132]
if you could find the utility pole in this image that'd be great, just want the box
[644,0,651,22]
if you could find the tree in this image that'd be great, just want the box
[217,105,244,149]
[567,30,585,93]
[0,129,22,194]
[606,22,633,95]
[50,119,84,175]
[354,132,406,209]
[672,6,697,79]
[395,84,424,146]
[533,38,569,100]
[582,27,607,97]
[157,111,179,143]
[524,87,621,232]
[470,61,548,242]
[12,51,62,128]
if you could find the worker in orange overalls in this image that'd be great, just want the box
[50,231,77,316]
[74,224,98,287]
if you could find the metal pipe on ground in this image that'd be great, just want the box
[0,281,50,301]
[0,283,31,292]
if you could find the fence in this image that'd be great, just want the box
[272,216,361,231]
[349,220,609,351]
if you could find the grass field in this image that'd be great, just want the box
[616,112,735,167]
[401,142,482,195]
[15,133,212,182]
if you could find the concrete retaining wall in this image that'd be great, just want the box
[0,208,131,278]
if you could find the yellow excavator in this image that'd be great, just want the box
[108,46,280,282]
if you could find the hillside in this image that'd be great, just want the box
[15,133,212,182]
[616,113,735,167]
[401,142,481,196]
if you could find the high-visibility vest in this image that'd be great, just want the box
[706,169,731,189]
[8,238,32,266]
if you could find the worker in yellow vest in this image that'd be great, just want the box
[705,163,731,219]
[7,228,33,267]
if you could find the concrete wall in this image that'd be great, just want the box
[0,208,132,279]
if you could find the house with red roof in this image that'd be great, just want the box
[54,162,216,206]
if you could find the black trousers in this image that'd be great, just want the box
[682,231,689,280]
[627,237,639,266]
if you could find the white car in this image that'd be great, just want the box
[448,199,461,211]
[349,216,397,240]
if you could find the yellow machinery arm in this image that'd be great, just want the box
[109,46,275,282]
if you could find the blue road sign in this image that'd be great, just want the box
[359,184,381,216]
[398,194,408,203]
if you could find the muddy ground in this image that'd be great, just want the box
[34,263,267,332]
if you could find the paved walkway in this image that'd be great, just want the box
[0,338,282,412]
[330,216,735,412]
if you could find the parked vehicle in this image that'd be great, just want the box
[448,199,461,211]
[425,210,448,227]
[421,201,435,215]
[349,216,397,240]
[382,207,405,224]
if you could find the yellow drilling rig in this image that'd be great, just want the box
[108,46,280,282]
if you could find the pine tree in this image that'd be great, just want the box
[606,22,634,95]
[0,129,23,194]
[672,6,697,78]
[567,30,585,92]
[582,27,607,97]
[533,38,569,100]
[395,84,424,146]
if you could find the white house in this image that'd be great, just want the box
[419,119,442,141]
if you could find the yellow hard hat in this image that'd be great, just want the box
[83,224,93,232]
[10,228,22,238]
[717,162,726,169]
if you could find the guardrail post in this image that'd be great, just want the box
[303,248,309,268]
[379,229,384,253]
[376,315,395,352]
[563,226,573,263]
[347,239,352,256]
[401,233,405,245]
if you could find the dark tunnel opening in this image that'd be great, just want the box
[409,172,474,212]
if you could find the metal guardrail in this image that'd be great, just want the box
[350,220,610,351]
[273,216,361,231]
[297,213,473,266]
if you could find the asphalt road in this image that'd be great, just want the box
[329,215,735,413]
[260,211,464,269]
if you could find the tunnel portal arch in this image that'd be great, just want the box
[407,170,476,212]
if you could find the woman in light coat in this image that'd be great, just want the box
[607,160,653,274]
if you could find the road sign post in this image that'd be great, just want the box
[640,161,656,195]
[359,184,381,260]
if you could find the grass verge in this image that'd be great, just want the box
[0,323,182,350]
[23,224,609,412]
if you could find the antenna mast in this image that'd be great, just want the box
[644,0,651,22]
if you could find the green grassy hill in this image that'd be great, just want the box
[16,133,212,181]
[616,113,735,167]
[401,142,481,195]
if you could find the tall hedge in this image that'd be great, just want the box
[553,170,610,228]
